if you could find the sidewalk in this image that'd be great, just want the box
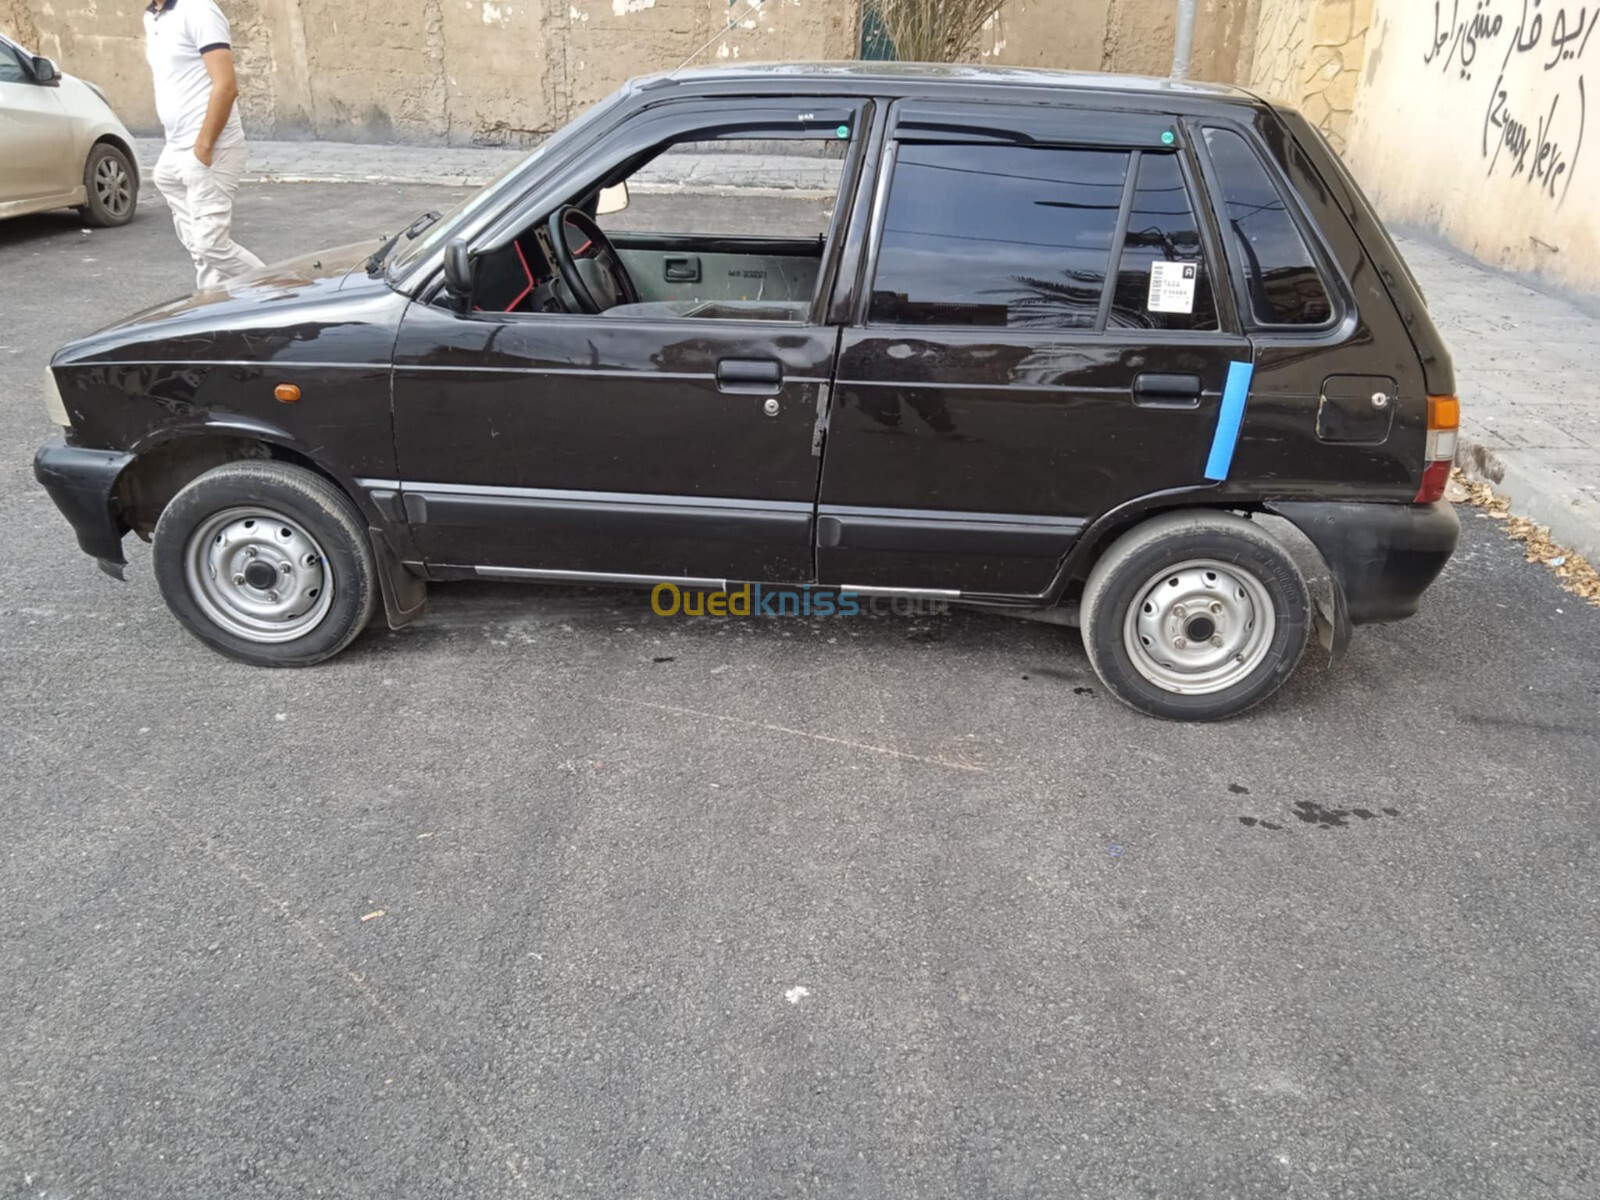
[1392,235,1600,564]
[133,137,1600,562]
[131,138,841,192]
[133,137,525,188]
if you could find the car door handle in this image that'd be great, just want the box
[717,358,783,394]
[663,256,701,283]
[1132,372,1203,408]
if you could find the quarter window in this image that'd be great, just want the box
[1107,153,1219,332]
[869,143,1129,329]
[1202,127,1334,327]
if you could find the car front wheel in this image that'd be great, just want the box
[153,462,377,666]
[1079,511,1311,721]
[79,142,137,227]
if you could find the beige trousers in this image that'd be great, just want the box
[153,141,265,291]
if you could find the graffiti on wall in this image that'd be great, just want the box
[1423,0,1596,204]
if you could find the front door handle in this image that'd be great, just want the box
[717,358,783,395]
[1132,372,1202,408]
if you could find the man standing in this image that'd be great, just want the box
[145,0,263,289]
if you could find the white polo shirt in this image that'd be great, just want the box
[144,0,245,151]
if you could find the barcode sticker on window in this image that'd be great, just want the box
[1148,261,1198,314]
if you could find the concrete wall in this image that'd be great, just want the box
[0,0,859,144]
[2,0,1262,145]
[1246,0,1372,151]
[1344,0,1600,292]
[980,0,1253,84]
[0,0,37,46]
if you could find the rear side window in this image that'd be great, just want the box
[1202,127,1334,327]
[869,143,1129,329]
[1107,153,1219,332]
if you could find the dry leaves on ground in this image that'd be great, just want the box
[1453,469,1600,607]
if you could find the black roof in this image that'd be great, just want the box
[637,60,1265,108]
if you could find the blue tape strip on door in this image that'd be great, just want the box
[1204,360,1255,482]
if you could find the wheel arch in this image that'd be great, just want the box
[88,132,141,191]
[116,431,344,538]
[1066,499,1352,661]
[1076,505,1318,721]
[116,429,427,631]
[1048,490,1273,606]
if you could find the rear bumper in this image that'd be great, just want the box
[1267,500,1461,625]
[33,435,134,579]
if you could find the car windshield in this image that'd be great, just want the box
[387,91,627,280]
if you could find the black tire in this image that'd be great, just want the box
[1079,511,1311,721]
[153,461,377,667]
[78,142,138,227]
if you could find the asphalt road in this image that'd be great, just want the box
[3,182,1599,1200]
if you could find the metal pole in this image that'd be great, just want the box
[1171,0,1197,79]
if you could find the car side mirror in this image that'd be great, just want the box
[32,56,61,86]
[596,182,629,217]
[443,238,474,311]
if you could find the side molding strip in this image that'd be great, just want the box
[387,481,812,512]
[841,585,962,599]
[473,566,730,590]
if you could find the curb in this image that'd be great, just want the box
[140,167,838,197]
[250,171,495,188]
[1457,437,1600,566]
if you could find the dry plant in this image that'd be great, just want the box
[866,0,1011,63]
[1453,469,1600,606]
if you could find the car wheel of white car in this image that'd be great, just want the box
[79,143,137,227]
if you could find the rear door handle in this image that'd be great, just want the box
[717,358,783,394]
[1132,372,1203,408]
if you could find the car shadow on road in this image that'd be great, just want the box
[345,577,1342,714]
[0,205,156,251]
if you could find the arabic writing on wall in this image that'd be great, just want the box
[1423,0,1595,204]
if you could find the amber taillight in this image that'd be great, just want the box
[1415,394,1460,503]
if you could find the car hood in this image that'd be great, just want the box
[56,241,392,364]
[117,241,381,328]
[59,74,128,126]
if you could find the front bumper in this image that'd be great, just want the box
[33,435,135,579]
[1268,499,1461,625]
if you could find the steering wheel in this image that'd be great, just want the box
[546,205,639,315]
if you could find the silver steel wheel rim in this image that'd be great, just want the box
[184,507,334,643]
[94,155,132,217]
[1122,558,1277,696]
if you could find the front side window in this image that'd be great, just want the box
[599,138,847,241]
[869,143,1130,329]
[0,44,31,83]
[1202,127,1334,327]
[462,120,857,323]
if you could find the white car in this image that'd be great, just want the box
[0,32,139,226]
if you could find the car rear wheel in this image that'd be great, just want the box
[1079,511,1311,721]
[153,462,377,666]
[79,142,137,227]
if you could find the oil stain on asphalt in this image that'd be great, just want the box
[1239,802,1403,831]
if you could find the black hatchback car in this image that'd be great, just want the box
[35,63,1460,720]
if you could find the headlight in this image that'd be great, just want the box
[44,367,70,427]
